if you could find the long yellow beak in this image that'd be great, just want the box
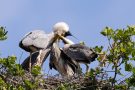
[58,35,74,44]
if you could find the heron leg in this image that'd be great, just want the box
[76,63,81,75]
[35,50,42,66]
[29,52,32,72]
[86,64,90,73]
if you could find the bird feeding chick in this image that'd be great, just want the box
[49,23,80,77]
[59,35,98,73]
[19,22,73,72]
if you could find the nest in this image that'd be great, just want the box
[1,71,114,90]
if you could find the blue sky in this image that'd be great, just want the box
[1,0,135,75]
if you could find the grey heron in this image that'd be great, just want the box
[49,41,80,77]
[59,36,98,73]
[19,22,72,72]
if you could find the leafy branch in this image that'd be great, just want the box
[0,27,8,40]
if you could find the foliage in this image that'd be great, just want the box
[0,26,7,40]
[31,66,41,77]
[95,26,135,89]
[1,25,135,89]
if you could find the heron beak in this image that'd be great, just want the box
[64,31,72,37]
[64,31,79,40]
[59,35,74,44]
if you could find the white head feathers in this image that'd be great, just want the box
[53,22,69,32]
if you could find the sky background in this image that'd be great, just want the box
[0,0,135,76]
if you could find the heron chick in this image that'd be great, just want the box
[49,42,79,77]
[59,35,98,73]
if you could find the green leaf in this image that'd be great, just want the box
[125,63,133,71]
[101,27,113,36]
[85,68,96,77]
[132,49,135,57]
[93,46,103,53]
[116,29,123,36]
[31,66,41,77]
[120,47,126,52]
[57,83,67,90]
[18,86,25,90]
[132,67,135,75]
[24,80,35,89]
[126,77,135,86]
[117,69,124,76]
[115,85,127,89]
[0,27,8,40]
[79,41,85,45]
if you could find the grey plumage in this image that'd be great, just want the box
[19,30,55,52]
[19,22,72,53]
[63,44,98,63]
[19,30,56,72]
[63,44,97,72]
[49,42,79,77]
[60,36,98,72]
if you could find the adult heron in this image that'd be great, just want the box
[19,22,72,72]
[59,36,98,73]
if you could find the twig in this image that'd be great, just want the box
[107,34,113,49]
[0,74,19,85]
[111,66,118,87]
[117,72,132,84]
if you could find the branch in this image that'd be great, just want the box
[111,66,118,87]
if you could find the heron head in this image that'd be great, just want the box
[53,22,72,37]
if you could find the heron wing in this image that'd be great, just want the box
[60,50,79,73]
[63,44,97,63]
[21,30,45,46]
[21,30,54,49]
[33,33,53,49]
